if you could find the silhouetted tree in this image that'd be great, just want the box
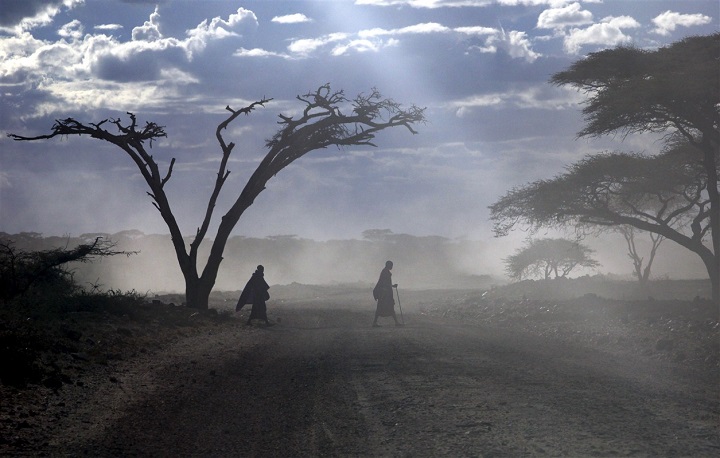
[0,237,132,301]
[550,33,719,303]
[618,226,664,287]
[490,146,716,298]
[8,84,426,309]
[504,238,599,280]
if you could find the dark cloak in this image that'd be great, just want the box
[373,267,395,317]
[236,270,270,320]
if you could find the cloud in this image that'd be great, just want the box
[0,6,259,116]
[234,47,293,59]
[454,26,496,36]
[465,27,541,62]
[287,32,348,55]
[94,24,123,31]
[564,15,640,54]
[537,2,593,30]
[271,13,311,24]
[58,19,84,40]
[448,85,582,116]
[355,0,574,8]
[182,7,258,58]
[0,0,83,32]
[131,6,162,41]
[332,38,394,56]
[286,22,538,61]
[651,10,712,36]
[500,30,540,62]
[359,22,451,38]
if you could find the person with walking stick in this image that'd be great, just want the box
[372,260,403,327]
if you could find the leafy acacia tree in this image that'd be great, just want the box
[490,146,717,301]
[504,238,599,280]
[9,85,425,309]
[550,33,719,302]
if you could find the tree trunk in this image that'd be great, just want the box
[701,256,719,307]
[701,145,719,307]
[189,176,267,310]
[184,276,214,310]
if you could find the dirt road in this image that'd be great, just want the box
[37,299,719,457]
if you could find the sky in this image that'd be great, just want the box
[0,0,717,278]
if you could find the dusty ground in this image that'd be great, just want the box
[1,286,719,456]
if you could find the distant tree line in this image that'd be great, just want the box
[0,230,493,293]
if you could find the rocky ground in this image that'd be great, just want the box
[1,285,718,456]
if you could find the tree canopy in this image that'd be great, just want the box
[490,145,716,296]
[504,238,599,281]
[550,33,719,303]
[550,33,719,143]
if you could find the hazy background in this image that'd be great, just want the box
[0,1,716,289]
[1,229,708,293]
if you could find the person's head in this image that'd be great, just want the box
[385,260,393,270]
[256,265,264,273]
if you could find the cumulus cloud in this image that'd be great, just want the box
[0,6,259,116]
[58,19,84,40]
[131,6,162,41]
[184,7,257,58]
[0,0,83,32]
[464,27,541,62]
[564,15,640,54]
[271,13,311,24]
[501,30,540,61]
[651,10,712,36]
[537,2,593,29]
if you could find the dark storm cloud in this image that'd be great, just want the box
[0,0,83,28]
[92,48,185,82]
[0,0,59,26]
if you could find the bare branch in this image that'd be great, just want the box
[161,158,176,187]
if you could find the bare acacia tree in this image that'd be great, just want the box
[0,237,133,301]
[9,84,426,309]
[618,227,664,287]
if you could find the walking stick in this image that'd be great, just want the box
[393,284,405,325]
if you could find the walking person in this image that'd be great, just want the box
[236,265,272,326]
[372,260,402,327]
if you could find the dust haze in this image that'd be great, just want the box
[2,229,708,296]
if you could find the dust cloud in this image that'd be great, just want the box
[3,229,708,296]
[0,230,498,293]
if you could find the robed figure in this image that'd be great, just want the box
[236,265,271,326]
[372,260,401,327]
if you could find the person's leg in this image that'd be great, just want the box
[372,312,379,326]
